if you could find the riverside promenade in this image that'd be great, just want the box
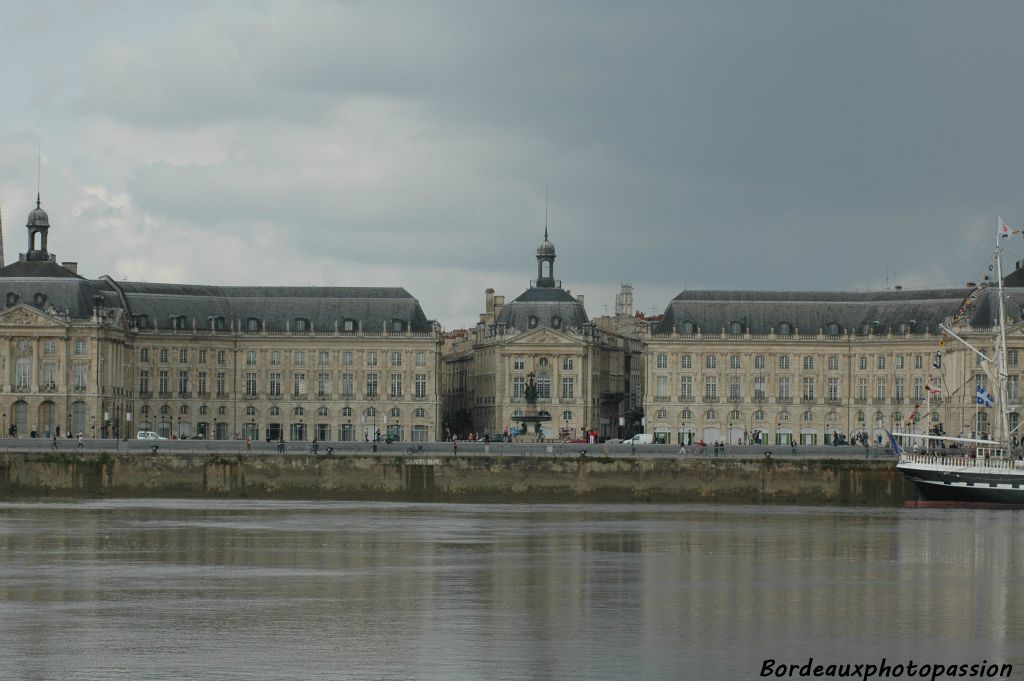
[0,439,911,505]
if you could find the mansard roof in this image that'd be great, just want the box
[653,287,1019,335]
[0,260,113,318]
[495,285,590,332]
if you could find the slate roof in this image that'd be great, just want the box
[495,285,590,331]
[654,286,1024,335]
[0,260,112,318]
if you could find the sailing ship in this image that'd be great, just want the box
[896,218,1024,504]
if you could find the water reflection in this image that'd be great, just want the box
[0,501,1021,681]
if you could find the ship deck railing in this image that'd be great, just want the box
[899,451,1024,470]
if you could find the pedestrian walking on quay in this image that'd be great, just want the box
[77,432,84,449]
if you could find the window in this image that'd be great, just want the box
[367,352,377,367]
[270,406,280,416]
[513,376,525,398]
[681,321,695,334]
[562,410,573,421]
[896,355,905,370]
[246,351,256,366]
[246,318,260,332]
[729,321,743,335]
[561,377,574,399]
[43,339,55,355]
[754,355,764,370]
[416,352,426,367]
[180,405,189,415]
[319,351,330,367]
[656,354,668,369]
[173,316,187,330]
[217,350,226,366]
[729,355,740,369]
[178,371,189,395]
[245,372,257,396]
[779,356,790,370]
[706,355,717,369]
[859,356,867,371]
[179,349,188,364]
[680,376,693,399]
[681,409,694,419]
[140,348,150,363]
[342,318,356,332]
[391,320,404,333]
[825,322,840,336]
[390,373,402,397]
[343,351,353,366]
[828,378,839,400]
[366,373,378,397]
[803,356,814,370]
[537,375,550,399]
[389,407,401,419]
[414,408,426,418]
[857,377,868,400]
[656,409,668,419]
[198,349,207,364]
[15,358,31,388]
[802,377,815,400]
[528,315,538,328]
[341,373,354,397]
[75,339,87,355]
[159,370,169,394]
[245,405,256,416]
[295,351,305,366]
[827,356,839,371]
[159,348,168,363]
[656,375,669,398]
[198,371,207,394]
[778,322,792,336]
[294,318,308,332]
[270,351,281,366]
[704,377,717,399]
[139,370,150,394]
[914,355,923,370]
[317,372,330,396]
[269,373,282,397]
[551,316,562,329]
[803,410,814,421]
[563,357,574,370]
[294,406,305,416]
[729,377,740,400]
[539,357,549,368]
[293,372,306,396]
[317,406,329,417]
[216,372,226,396]
[877,356,886,370]
[1009,376,1020,400]
[513,356,525,370]
[753,410,765,421]
[1010,350,1020,367]
[876,378,886,400]
[73,363,87,390]
[778,377,791,399]
[705,409,717,420]
[415,374,427,398]
[342,407,353,417]
[913,377,924,401]
[681,354,693,369]
[391,352,402,367]
[212,317,226,331]
[894,377,905,401]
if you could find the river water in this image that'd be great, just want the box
[0,501,1021,681]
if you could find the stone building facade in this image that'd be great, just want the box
[642,285,1024,446]
[441,232,643,440]
[0,197,442,442]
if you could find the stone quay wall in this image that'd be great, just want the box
[0,449,913,506]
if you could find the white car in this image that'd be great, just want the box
[136,431,167,440]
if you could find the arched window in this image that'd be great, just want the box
[705,409,717,420]
[364,407,376,418]
[244,405,256,416]
[825,322,840,336]
[551,316,562,329]
[778,411,790,421]
[680,409,693,420]
[856,411,865,422]
[414,408,426,418]
[180,405,189,415]
[342,407,353,417]
[729,409,742,420]
[826,411,838,422]
[141,406,150,416]
[293,406,305,416]
[562,410,572,420]
[160,405,170,416]
[389,407,401,418]
[317,406,329,417]
[656,409,667,419]
[528,315,539,328]
[270,406,281,416]
[778,322,792,336]
[34,292,47,306]
[217,406,227,415]
[803,410,814,421]
[753,410,765,421]
[681,321,695,334]
[200,405,210,415]
[729,321,743,335]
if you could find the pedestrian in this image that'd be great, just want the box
[246,435,252,451]
[452,435,458,456]
[77,432,84,449]
[51,433,58,451]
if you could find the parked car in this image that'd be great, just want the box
[623,433,655,445]
[136,431,167,440]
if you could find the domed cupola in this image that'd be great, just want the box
[25,193,51,262]
[535,227,557,287]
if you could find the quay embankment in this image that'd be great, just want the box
[0,441,912,505]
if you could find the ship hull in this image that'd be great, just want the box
[898,460,1024,505]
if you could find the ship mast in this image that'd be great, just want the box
[994,219,1011,445]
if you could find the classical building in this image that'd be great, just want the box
[441,231,643,440]
[0,196,442,442]
[642,283,1024,446]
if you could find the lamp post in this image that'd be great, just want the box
[90,414,96,439]
[2,412,5,437]
[176,416,181,439]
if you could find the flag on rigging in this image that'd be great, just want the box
[976,385,995,407]
[1000,218,1011,238]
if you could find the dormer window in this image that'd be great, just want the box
[34,292,46,306]
[681,320,695,334]
[551,316,562,329]
[778,322,792,336]
[134,314,149,328]
[391,319,405,333]
[294,318,309,332]
[729,321,743,335]
[342,318,356,332]
[6,292,18,307]
[211,316,226,331]
[825,322,841,336]
[246,317,260,332]
[172,315,187,330]
[900,321,915,334]
[528,315,539,328]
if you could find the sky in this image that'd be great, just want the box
[4,1,1024,328]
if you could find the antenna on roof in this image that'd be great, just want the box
[544,182,548,240]
[37,141,41,204]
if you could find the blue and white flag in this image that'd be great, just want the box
[976,386,995,407]
[884,428,903,454]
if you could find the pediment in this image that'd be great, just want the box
[507,326,585,347]
[0,304,66,328]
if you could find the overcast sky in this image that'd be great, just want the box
[3,1,1024,328]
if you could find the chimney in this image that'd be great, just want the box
[485,288,495,317]
[62,261,78,275]
[576,294,584,305]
